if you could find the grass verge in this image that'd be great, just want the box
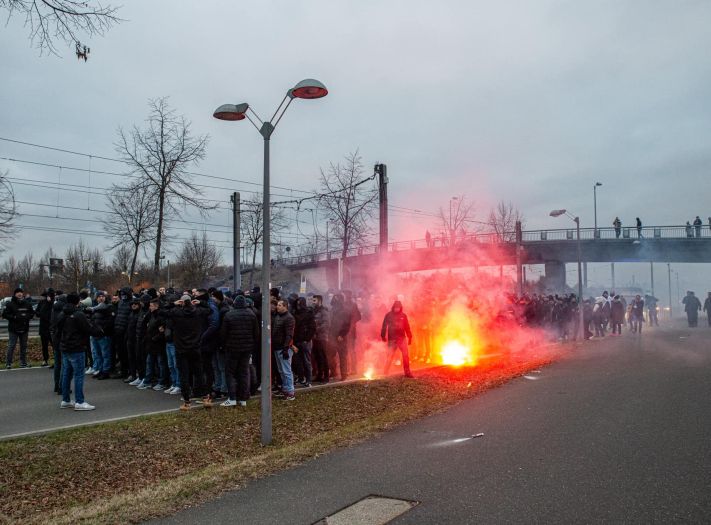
[0,349,561,524]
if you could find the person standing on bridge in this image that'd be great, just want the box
[3,288,35,369]
[682,291,702,327]
[613,217,622,238]
[381,300,414,378]
[703,292,711,327]
[425,230,432,248]
[693,216,703,238]
[636,217,643,238]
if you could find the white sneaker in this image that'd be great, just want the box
[60,401,75,409]
[74,401,95,411]
[221,399,237,407]
[85,367,95,375]
[153,384,166,391]
[169,387,181,395]
[129,377,142,386]
[238,400,247,407]
[164,386,175,394]
[137,381,150,390]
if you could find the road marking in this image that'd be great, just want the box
[314,495,418,525]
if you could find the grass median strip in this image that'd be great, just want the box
[0,351,559,524]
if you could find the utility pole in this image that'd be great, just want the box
[231,192,241,291]
[611,262,615,290]
[515,220,523,295]
[376,164,388,254]
[650,262,654,297]
[667,263,672,318]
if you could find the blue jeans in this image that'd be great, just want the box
[90,336,112,373]
[166,342,179,388]
[212,352,227,393]
[274,348,294,394]
[62,351,86,404]
[6,331,29,367]
[144,353,167,385]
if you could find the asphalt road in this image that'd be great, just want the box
[0,367,180,439]
[154,326,711,524]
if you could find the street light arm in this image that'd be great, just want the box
[269,93,292,125]
[245,111,262,133]
[271,95,295,130]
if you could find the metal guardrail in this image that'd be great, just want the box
[277,225,711,266]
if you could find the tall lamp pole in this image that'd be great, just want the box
[214,79,328,446]
[593,182,602,237]
[550,209,584,337]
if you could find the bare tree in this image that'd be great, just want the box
[436,194,477,244]
[111,244,132,273]
[240,195,286,287]
[0,0,121,55]
[0,171,17,251]
[487,200,525,242]
[62,240,104,292]
[116,97,212,276]
[317,150,378,258]
[175,231,222,287]
[103,182,159,282]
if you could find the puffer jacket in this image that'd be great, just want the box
[271,310,295,350]
[313,305,330,341]
[89,302,115,336]
[144,310,165,355]
[113,287,133,334]
[293,305,316,343]
[329,300,351,340]
[161,304,211,354]
[220,304,259,354]
[2,296,35,334]
[37,298,54,333]
[50,295,68,348]
[57,303,103,353]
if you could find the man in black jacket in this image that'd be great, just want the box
[293,297,316,387]
[161,295,211,409]
[328,294,351,382]
[704,292,711,326]
[37,288,55,366]
[57,293,104,410]
[134,296,151,388]
[272,299,296,400]
[220,295,259,406]
[113,287,133,379]
[125,299,142,384]
[311,295,330,383]
[88,291,115,379]
[50,292,68,392]
[3,288,35,369]
[381,300,414,378]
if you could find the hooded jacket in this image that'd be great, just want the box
[89,301,115,336]
[2,295,35,334]
[57,303,103,353]
[113,287,133,334]
[380,301,413,342]
[220,299,259,354]
[144,309,165,355]
[611,299,625,323]
[37,296,54,332]
[161,303,210,354]
[329,296,351,340]
[293,300,316,342]
[50,295,68,348]
[313,304,330,341]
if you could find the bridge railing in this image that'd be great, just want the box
[277,225,710,265]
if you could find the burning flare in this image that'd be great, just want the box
[440,340,469,367]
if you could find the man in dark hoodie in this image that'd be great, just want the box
[161,294,211,409]
[4,288,35,369]
[37,288,55,367]
[311,295,330,383]
[194,289,220,399]
[125,299,142,385]
[293,296,316,387]
[113,287,133,379]
[87,291,115,379]
[328,293,351,381]
[57,292,103,410]
[134,295,152,388]
[140,298,167,390]
[50,292,68,393]
[220,294,259,406]
[380,300,414,378]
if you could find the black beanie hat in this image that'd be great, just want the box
[234,295,247,308]
[13,288,23,295]
[66,293,80,305]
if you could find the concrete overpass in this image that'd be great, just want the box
[278,225,711,293]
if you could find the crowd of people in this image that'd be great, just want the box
[4,285,417,412]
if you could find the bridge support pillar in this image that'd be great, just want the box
[544,260,566,292]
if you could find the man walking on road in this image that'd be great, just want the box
[703,292,711,327]
[381,300,414,378]
[682,291,702,327]
[57,293,104,411]
[4,288,35,369]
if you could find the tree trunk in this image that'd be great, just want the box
[129,242,140,284]
[153,189,166,276]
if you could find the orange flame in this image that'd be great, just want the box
[433,300,483,367]
[440,340,468,366]
[363,367,374,380]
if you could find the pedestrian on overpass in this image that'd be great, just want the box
[703,292,711,327]
[381,300,414,378]
[682,291,702,327]
[636,217,643,238]
[613,217,622,238]
[3,288,35,369]
[693,216,703,237]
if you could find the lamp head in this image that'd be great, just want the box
[290,78,328,99]
[595,182,603,187]
[213,103,249,121]
[549,209,566,217]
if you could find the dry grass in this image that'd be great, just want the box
[0,350,560,524]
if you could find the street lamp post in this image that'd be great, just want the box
[550,209,585,338]
[449,196,458,244]
[214,79,328,446]
[593,182,602,237]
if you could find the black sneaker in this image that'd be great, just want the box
[123,375,135,384]
[41,361,49,367]
[19,363,31,369]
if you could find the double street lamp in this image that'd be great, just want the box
[593,182,602,236]
[549,209,585,337]
[213,79,328,446]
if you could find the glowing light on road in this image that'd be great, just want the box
[363,368,374,381]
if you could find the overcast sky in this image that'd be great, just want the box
[1,0,710,298]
